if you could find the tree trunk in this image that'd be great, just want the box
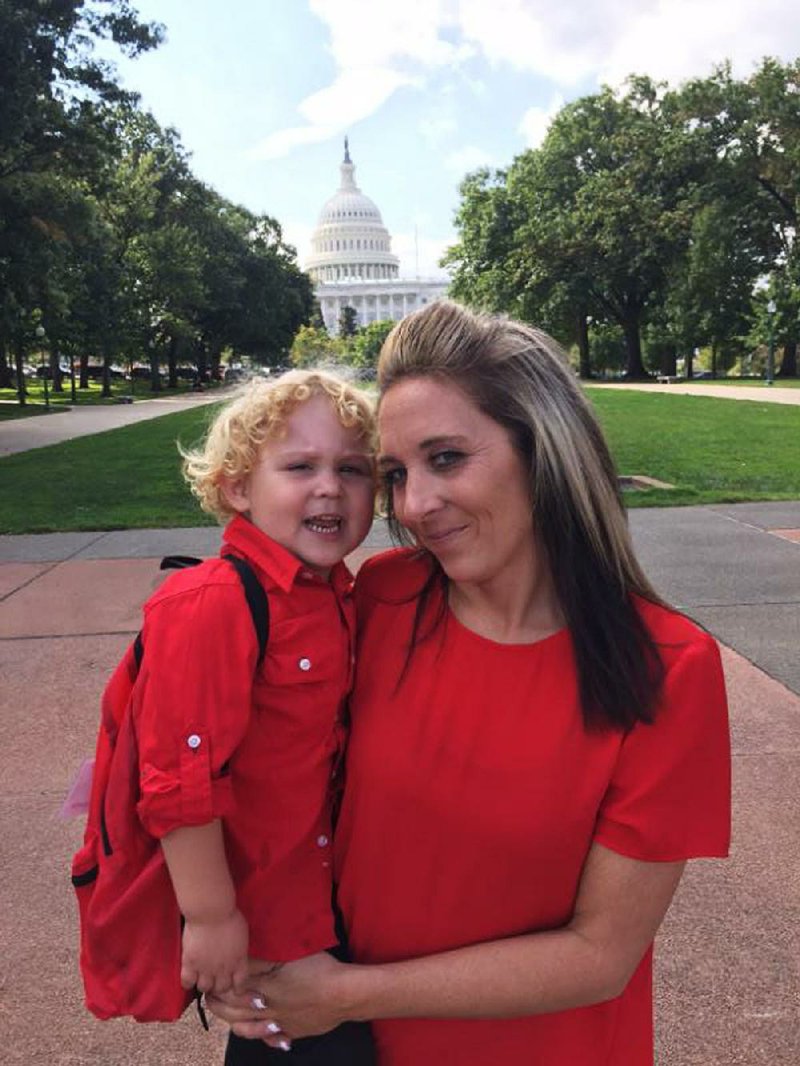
[167,335,178,389]
[50,349,64,392]
[79,352,89,389]
[622,320,647,379]
[686,349,694,379]
[14,342,27,405]
[0,341,13,389]
[710,342,717,379]
[149,349,162,392]
[659,343,677,376]
[576,314,591,379]
[778,338,797,378]
[195,340,209,385]
[101,353,112,398]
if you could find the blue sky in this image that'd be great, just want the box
[108,1,800,279]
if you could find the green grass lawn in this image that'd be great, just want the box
[0,405,223,533]
[587,388,800,508]
[0,390,798,533]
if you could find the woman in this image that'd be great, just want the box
[211,301,730,1065]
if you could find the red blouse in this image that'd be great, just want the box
[335,549,731,1066]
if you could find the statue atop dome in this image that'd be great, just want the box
[344,136,351,164]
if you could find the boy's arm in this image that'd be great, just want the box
[161,819,249,995]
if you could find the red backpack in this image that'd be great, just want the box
[70,554,268,1023]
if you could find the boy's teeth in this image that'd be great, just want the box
[306,517,341,532]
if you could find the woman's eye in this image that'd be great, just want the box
[381,467,405,487]
[430,450,463,470]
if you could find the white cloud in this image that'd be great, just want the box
[518,94,564,148]
[251,0,800,161]
[299,67,420,127]
[249,124,337,161]
[444,145,495,174]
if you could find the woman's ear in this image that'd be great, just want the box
[219,475,251,515]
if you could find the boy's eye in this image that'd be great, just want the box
[340,462,370,476]
[287,462,312,472]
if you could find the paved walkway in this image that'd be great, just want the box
[0,390,227,457]
[590,381,800,404]
[1,503,799,1065]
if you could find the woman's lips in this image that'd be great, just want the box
[420,524,468,547]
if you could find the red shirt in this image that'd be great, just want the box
[134,515,355,960]
[335,549,731,1066]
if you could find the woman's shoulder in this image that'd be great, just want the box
[634,595,719,667]
[355,547,435,604]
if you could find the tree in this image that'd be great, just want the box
[290,325,343,368]
[679,60,799,377]
[349,320,396,369]
[0,0,162,400]
[338,305,359,339]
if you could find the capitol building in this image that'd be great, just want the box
[305,140,448,334]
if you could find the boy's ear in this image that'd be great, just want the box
[219,475,251,515]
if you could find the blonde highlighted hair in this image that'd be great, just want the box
[377,300,666,732]
[181,370,376,521]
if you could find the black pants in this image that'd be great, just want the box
[224,1021,376,1065]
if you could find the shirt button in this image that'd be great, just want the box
[187,734,202,750]
[298,657,312,671]
[317,834,329,847]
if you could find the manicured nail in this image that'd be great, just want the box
[278,1040,292,1051]
[252,995,267,1010]
[266,1022,281,1034]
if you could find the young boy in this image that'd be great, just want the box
[135,370,376,1060]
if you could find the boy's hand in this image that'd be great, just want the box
[180,907,249,995]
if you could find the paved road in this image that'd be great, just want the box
[0,390,227,456]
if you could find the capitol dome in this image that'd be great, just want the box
[305,139,399,284]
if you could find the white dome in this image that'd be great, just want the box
[316,189,383,226]
[305,139,399,285]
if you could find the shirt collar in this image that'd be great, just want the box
[222,514,353,595]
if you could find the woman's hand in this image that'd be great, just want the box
[206,952,354,1043]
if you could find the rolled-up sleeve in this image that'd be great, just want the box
[593,632,731,862]
[133,581,258,839]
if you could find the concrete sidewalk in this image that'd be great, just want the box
[589,381,800,405]
[1,504,799,1064]
[0,390,227,457]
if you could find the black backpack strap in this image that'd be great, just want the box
[222,554,270,667]
[160,555,203,570]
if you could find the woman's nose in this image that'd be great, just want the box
[397,471,439,524]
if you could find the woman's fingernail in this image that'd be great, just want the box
[278,1040,292,1052]
[252,995,267,1010]
[266,1022,281,1034]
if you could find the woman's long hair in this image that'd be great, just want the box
[377,300,665,732]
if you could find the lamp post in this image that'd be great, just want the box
[35,325,50,410]
[766,300,776,386]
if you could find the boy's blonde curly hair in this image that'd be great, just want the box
[181,369,376,521]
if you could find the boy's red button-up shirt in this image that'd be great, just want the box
[133,515,355,961]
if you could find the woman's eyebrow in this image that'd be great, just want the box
[378,436,468,467]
